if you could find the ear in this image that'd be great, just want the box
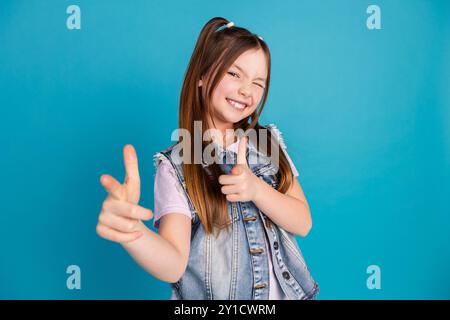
[198,78,203,87]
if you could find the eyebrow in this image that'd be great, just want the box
[232,64,267,82]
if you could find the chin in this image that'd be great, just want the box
[222,113,249,125]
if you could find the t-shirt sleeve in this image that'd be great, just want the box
[153,161,192,229]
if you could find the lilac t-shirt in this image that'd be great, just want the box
[153,139,299,300]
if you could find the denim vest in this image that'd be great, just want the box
[153,124,319,300]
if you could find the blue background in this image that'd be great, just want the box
[0,0,449,299]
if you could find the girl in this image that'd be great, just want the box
[96,17,319,300]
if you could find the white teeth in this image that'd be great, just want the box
[227,98,246,110]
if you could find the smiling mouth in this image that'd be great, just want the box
[226,98,248,111]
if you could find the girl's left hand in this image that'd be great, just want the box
[218,136,262,202]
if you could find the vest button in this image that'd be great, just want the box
[273,241,279,250]
[282,271,290,280]
[250,248,265,254]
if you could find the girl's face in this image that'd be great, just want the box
[200,48,268,132]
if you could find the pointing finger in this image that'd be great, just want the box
[123,144,141,203]
[231,165,243,176]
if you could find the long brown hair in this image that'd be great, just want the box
[179,17,293,235]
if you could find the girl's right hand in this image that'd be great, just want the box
[96,144,153,244]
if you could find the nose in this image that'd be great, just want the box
[238,83,252,98]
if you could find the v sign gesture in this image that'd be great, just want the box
[96,144,153,243]
[218,137,262,202]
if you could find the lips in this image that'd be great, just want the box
[226,98,248,110]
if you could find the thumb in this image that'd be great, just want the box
[236,136,248,166]
[100,174,126,201]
